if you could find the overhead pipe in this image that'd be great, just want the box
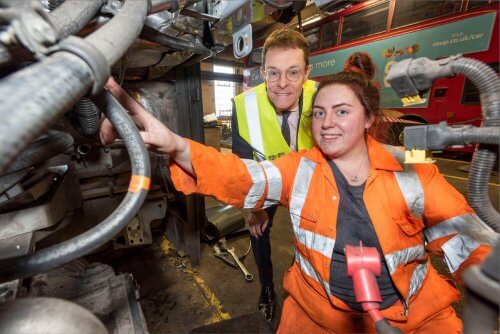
[0,0,148,175]
[0,90,151,282]
[50,0,104,39]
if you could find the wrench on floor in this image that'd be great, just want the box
[226,246,254,282]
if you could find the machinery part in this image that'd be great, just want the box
[0,2,59,58]
[260,0,294,10]
[388,55,500,232]
[74,98,101,137]
[232,24,252,59]
[0,168,30,200]
[0,90,151,283]
[49,0,103,39]
[205,204,245,241]
[51,36,110,96]
[85,0,148,66]
[0,297,108,334]
[462,239,500,334]
[0,166,82,239]
[226,246,253,282]
[210,0,247,26]
[140,24,211,54]
[403,123,499,150]
[345,242,402,334]
[6,130,74,174]
[29,262,148,333]
[230,0,252,59]
[0,0,148,176]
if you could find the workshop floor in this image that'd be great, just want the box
[106,155,498,334]
[109,203,294,334]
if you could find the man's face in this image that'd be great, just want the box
[260,47,311,113]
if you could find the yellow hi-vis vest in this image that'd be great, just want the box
[233,80,316,161]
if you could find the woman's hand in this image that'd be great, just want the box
[100,77,193,174]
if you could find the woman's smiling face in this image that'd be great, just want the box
[312,84,374,159]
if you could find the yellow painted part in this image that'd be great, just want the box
[401,95,427,106]
[404,149,435,164]
[160,238,176,254]
[185,268,232,322]
[160,237,231,323]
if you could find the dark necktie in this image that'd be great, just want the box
[281,111,291,146]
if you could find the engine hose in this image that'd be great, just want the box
[47,0,66,11]
[0,90,151,283]
[451,58,500,231]
[6,130,74,174]
[50,0,104,39]
[140,24,212,55]
[459,127,499,146]
[74,98,101,137]
[0,0,148,176]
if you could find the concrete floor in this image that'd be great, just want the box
[107,154,499,333]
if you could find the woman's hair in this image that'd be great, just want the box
[343,52,377,81]
[302,72,383,137]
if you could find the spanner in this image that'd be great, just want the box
[226,246,254,282]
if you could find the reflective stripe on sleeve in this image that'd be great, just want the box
[425,213,498,245]
[385,245,426,274]
[442,233,480,273]
[295,250,331,296]
[261,160,282,208]
[243,91,265,156]
[290,158,335,259]
[242,159,266,208]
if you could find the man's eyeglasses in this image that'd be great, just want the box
[264,68,304,83]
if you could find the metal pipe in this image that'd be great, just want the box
[0,0,148,175]
[50,0,104,39]
[0,90,150,282]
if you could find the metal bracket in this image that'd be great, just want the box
[0,2,59,58]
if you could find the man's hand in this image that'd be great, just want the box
[243,209,269,238]
[100,77,193,174]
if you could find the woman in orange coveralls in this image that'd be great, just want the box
[101,73,496,333]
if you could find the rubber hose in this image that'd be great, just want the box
[0,0,148,176]
[0,90,151,283]
[140,25,212,55]
[460,127,500,145]
[50,0,103,39]
[452,58,500,231]
[85,0,148,66]
[5,130,74,174]
[74,98,101,137]
[47,0,65,10]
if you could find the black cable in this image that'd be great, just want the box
[0,90,151,283]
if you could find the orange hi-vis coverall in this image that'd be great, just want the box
[170,136,497,333]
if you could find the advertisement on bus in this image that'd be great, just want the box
[246,12,496,109]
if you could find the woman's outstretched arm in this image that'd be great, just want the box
[100,77,194,175]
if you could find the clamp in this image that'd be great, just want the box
[49,36,110,96]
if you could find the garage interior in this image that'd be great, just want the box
[0,0,498,333]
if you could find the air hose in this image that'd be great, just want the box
[0,90,151,283]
